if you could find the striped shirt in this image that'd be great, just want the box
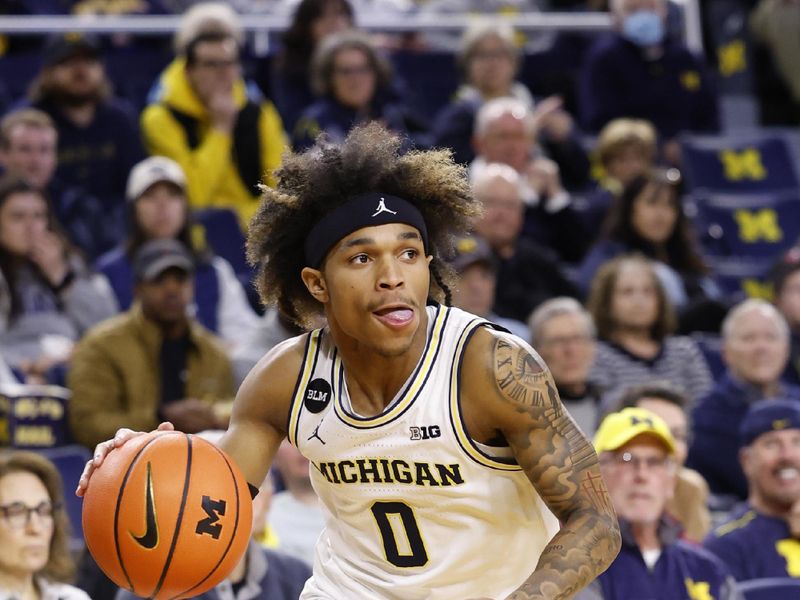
[590,336,713,412]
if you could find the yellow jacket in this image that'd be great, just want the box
[67,305,234,449]
[141,58,287,228]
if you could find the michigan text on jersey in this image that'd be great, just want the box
[313,458,465,486]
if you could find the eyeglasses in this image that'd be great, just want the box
[0,501,60,529]
[600,452,673,472]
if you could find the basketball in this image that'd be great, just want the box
[81,431,253,600]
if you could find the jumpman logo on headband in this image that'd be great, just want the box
[372,197,398,217]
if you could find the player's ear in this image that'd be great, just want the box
[301,267,329,303]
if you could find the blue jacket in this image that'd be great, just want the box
[95,246,220,333]
[292,95,416,152]
[704,503,800,581]
[579,35,719,138]
[33,98,144,213]
[581,518,739,600]
[687,373,800,499]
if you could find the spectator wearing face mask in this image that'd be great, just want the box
[578,0,719,165]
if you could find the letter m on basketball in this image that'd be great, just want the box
[195,496,226,539]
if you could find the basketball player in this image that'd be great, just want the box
[78,124,620,599]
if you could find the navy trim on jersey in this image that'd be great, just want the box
[449,322,521,470]
[333,305,450,429]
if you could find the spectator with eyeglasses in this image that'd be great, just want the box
[141,3,288,231]
[574,407,740,600]
[615,382,711,542]
[0,450,89,600]
[291,30,424,152]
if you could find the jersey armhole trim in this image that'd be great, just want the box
[449,322,522,471]
[287,329,323,447]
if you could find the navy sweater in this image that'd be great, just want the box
[579,35,719,139]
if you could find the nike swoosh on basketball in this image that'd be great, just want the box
[132,462,159,549]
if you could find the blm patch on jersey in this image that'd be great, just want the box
[304,378,332,413]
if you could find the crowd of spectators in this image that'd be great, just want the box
[2,0,800,597]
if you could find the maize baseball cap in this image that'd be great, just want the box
[740,399,800,447]
[449,234,496,273]
[593,407,676,455]
[126,156,186,202]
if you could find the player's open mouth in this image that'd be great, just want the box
[373,306,415,328]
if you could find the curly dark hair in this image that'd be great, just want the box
[247,123,479,327]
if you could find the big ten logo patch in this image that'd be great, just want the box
[410,425,441,440]
[304,379,332,414]
[734,208,782,243]
[717,39,747,77]
[719,148,767,181]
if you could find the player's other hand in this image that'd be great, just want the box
[75,422,175,497]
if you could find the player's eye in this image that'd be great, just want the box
[401,249,418,260]
[350,254,370,264]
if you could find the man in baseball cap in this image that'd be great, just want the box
[582,407,739,600]
[704,399,800,581]
[447,234,528,339]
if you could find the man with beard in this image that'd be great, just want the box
[67,238,234,450]
[27,35,144,240]
[0,108,113,259]
[704,400,800,581]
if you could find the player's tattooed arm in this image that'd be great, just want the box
[474,332,621,600]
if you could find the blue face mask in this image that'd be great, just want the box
[622,10,665,47]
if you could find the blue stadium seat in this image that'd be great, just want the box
[681,133,799,194]
[738,577,800,600]
[691,333,725,380]
[706,256,775,301]
[35,444,91,552]
[690,191,800,260]
[193,208,249,277]
[704,0,756,96]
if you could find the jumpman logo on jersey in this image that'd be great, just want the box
[308,423,326,445]
[372,197,397,217]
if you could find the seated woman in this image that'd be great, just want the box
[579,167,724,331]
[95,156,258,347]
[579,118,658,240]
[0,177,116,383]
[586,254,713,410]
[291,30,424,151]
[0,450,90,599]
[268,0,355,134]
[431,19,589,189]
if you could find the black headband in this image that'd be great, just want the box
[303,192,429,268]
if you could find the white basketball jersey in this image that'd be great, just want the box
[288,305,560,600]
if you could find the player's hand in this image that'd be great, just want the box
[76,422,175,497]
